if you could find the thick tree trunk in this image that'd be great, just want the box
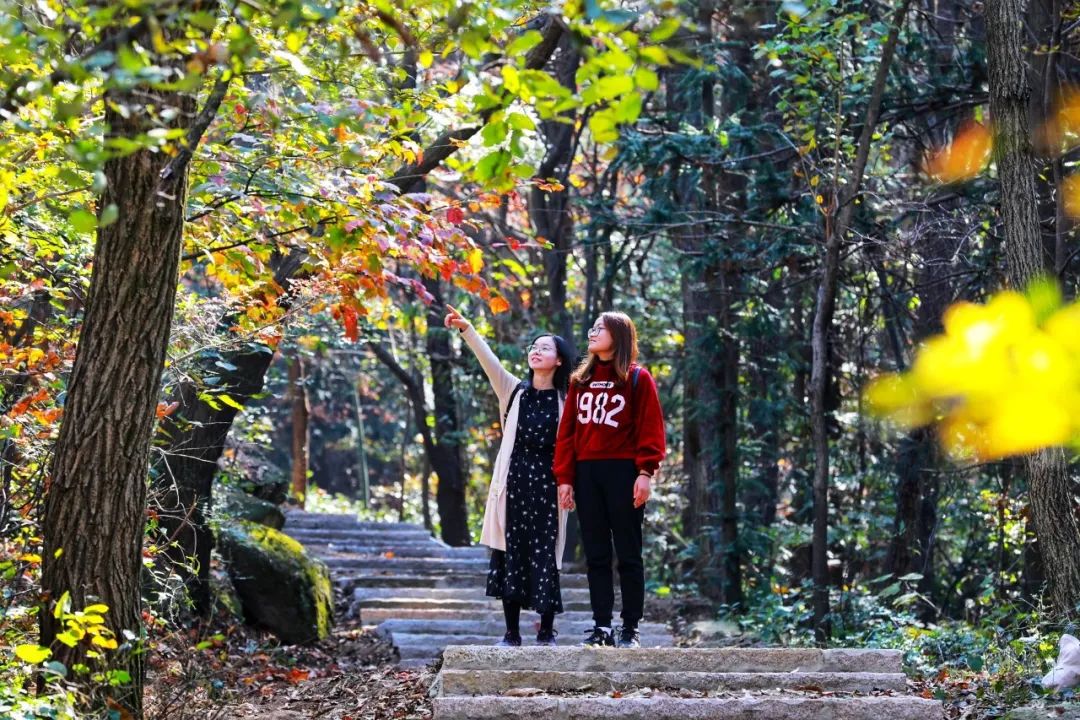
[40,54,197,716]
[987,0,1080,615]
[152,251,300,616]
[667,0,743,606]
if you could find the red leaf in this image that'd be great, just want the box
[446,207,464,225]
[288,668,310,684]
[342,305,359,342]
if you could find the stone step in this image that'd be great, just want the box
[283,513,423,531]
[393,634,673,658]
[432,695,942,720]
[440,647,904,674]
[354,597,595,612]
[436,669,909,695]
[354,587,599,603]
[324,557,490,573]
[377,618,669,637]
[341,573,592,589]
[361,608,612,624]
[287,528,437,543]
[302,543,489,559]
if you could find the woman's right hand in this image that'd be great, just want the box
[558,485,575,511]
[444,304,471,333]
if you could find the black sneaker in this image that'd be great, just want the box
[536,628,558,646]
[495,632,522,647]
[581,626,614,647]
[615,626,640,648]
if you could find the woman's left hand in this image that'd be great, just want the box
[632,474,651,508]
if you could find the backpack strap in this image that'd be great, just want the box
[503,379,530,424]
[632,366,642,391]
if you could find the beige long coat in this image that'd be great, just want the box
[461,326,569,570]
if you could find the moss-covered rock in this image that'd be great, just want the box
[216,520,333,644]
[215,484,286,529]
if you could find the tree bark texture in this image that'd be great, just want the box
[40,46,195,716]
[986,0,1080,616]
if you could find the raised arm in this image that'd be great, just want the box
[444,304,518,409]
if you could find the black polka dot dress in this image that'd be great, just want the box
[486,386,563,615]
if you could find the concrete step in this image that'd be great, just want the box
[436,669,909,695]
[440,647,905,674]
[432,695,942,720]
[354,587,598,603]
[324,557,490,573]
[393,634,673,658]
[361,608,612,624]
[354,597,595,612]
[302,543,489,559]
[377,618,669,637]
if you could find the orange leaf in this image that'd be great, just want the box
[288,668,310,684]
[489,296,511,315]
[923,120,992,183]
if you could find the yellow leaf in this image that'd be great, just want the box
[14,644,51,664]
[468,248,484,274]
[92,635,118,650]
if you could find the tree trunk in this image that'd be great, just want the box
[987,0,1080,615]
[152,251,301,616]
[40,39,199,715]
[531,35,580,342]
[423,279,470,545]
[288,353,310,505]
[809,0,912,643]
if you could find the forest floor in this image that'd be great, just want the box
[139,576,1053,720]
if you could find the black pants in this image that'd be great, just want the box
[575,459,644,627]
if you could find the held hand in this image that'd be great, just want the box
[558,484,575,511]
[632,474,651,508]
[443,303,471,333]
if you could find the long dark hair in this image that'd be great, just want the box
[571,311,639,387]
[527,333,573,393]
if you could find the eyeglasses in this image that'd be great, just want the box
[587,326,607,337]
[527,344,556,355]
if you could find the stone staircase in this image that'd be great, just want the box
[431,646,943,719]
[282,511,674,668]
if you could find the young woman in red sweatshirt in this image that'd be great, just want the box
[554,311,666,648]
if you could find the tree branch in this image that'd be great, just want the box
[160,69,234,186]
[387,13,566,194]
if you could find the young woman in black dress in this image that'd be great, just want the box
[444,304,573,646]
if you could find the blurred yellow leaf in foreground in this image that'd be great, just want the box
[865,279,1080,461]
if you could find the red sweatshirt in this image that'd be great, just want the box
[553,360,667,486]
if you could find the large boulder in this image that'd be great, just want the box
[216,520,333,644]
[215,484,285,529]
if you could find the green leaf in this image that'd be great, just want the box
[649,17,681,42]
[505,30,543,57]
[634,68,659,91]
[588,111,619,143]
[99,204,119,228]
[15,644,52,664]
[481,119,508,146]
[507,112,535,131]
[69,209,97,234]
[217,393,245,411]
